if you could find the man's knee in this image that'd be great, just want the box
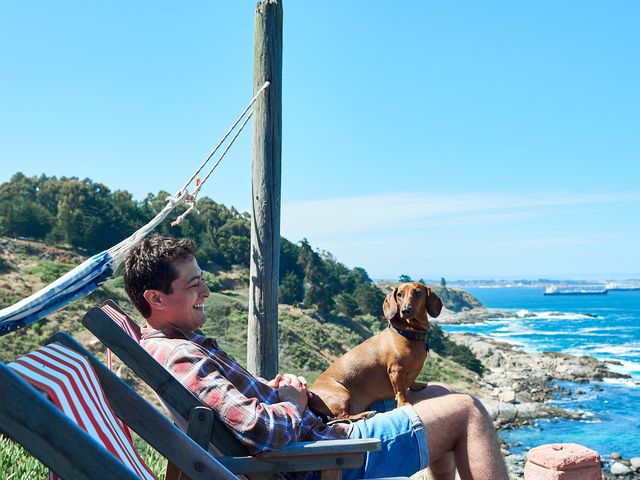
[407,382,456,402]
[428,382,456,394]
[455,393,493,423]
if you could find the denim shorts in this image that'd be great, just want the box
[341,400,429,480]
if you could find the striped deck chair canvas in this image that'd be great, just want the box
[101,300,142,371]
[8,343,157,480]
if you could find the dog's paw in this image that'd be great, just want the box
[409,382,428,391]
[344,410,377,422]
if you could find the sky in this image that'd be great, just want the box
[1,1,638,280]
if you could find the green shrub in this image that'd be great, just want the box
[29,261,74,283]
[0,255,12,273]
[430,323,483,375]
[202,271,222,293]
[0,289,19,309]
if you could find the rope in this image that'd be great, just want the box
[175,81,270,198]
[108,81,270,265]
[190,111,253,198]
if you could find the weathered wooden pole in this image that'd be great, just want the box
[247,0,282,379]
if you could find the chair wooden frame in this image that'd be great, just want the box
[82,301,381,480]
[0,334,241,480]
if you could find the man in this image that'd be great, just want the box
[124,235,508,480]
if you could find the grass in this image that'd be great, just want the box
[0,434,167,479]
[0,435,47,479]
[27,261,74,283]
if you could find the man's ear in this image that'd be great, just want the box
[143,289,165,312]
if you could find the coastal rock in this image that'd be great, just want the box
[435,306,512,324]
[481,399,583,427]
[449,332,628,388]
[611,462,632,475]
[631,457,640,471]
[498,389,516,403]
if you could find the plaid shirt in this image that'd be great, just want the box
[140,326,350,454]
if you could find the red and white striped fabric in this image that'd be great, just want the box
[8,343,157,480]
[101,303,141,371]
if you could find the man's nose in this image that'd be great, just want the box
[201,283,211,296]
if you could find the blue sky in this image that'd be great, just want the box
[1,1,638,280]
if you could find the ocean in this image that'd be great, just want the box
[440,287,640,460]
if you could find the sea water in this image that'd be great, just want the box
[440,287,640,459]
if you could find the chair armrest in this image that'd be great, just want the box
[262,438,381,457]
[218,439,380,474]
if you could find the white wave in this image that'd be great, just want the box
[578,326,629,333]
[590,345,640,356]
[603,375,640,388]
[603,359,640,379]
[562,347,589,357]
[494,325,575,337]
[579,418,603,424]
[531,311,601,320]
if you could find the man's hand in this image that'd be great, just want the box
[268,373,310,411]
[267,373,308,389]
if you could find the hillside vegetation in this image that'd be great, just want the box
[0,171,487,476]
[0,172,484,390]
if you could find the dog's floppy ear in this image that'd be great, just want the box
[426,289,443,318]
[383,288,399,320]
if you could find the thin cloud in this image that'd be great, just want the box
[282,191,640,239]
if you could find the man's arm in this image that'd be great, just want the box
[165,343,306,453]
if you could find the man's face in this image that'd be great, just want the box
[162,256,211,333]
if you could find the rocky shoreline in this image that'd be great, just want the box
[440,307,639,479]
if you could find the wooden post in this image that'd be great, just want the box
[247,0,283,379]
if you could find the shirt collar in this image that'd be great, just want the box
[140,324,217,347]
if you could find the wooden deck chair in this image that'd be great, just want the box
[83,300,382,480]
[0,336,238,480]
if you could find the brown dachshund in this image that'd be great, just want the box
[308,282,443,421]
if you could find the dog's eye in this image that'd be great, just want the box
[414,290,422,297]
[396,292,403,298]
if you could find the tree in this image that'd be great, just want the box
[298,239,334,314]
[334,293,360,318]
[279,271,304,305]
[279,238,303,281]
[352,267,372,284]
[441,277,447,287]
[354,283,385,317]
[1,201,54,239]
[398,274,412,282]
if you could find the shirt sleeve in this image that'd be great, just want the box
[164,342,303,453]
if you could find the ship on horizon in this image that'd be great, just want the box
[543,285,608,296]
[605,282,640,291]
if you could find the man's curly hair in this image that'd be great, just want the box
[124,235,197,318]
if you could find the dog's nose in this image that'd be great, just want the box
[401,306,412,315]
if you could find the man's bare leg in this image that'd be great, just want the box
[408,384,457,480]
[410,392,508,480]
